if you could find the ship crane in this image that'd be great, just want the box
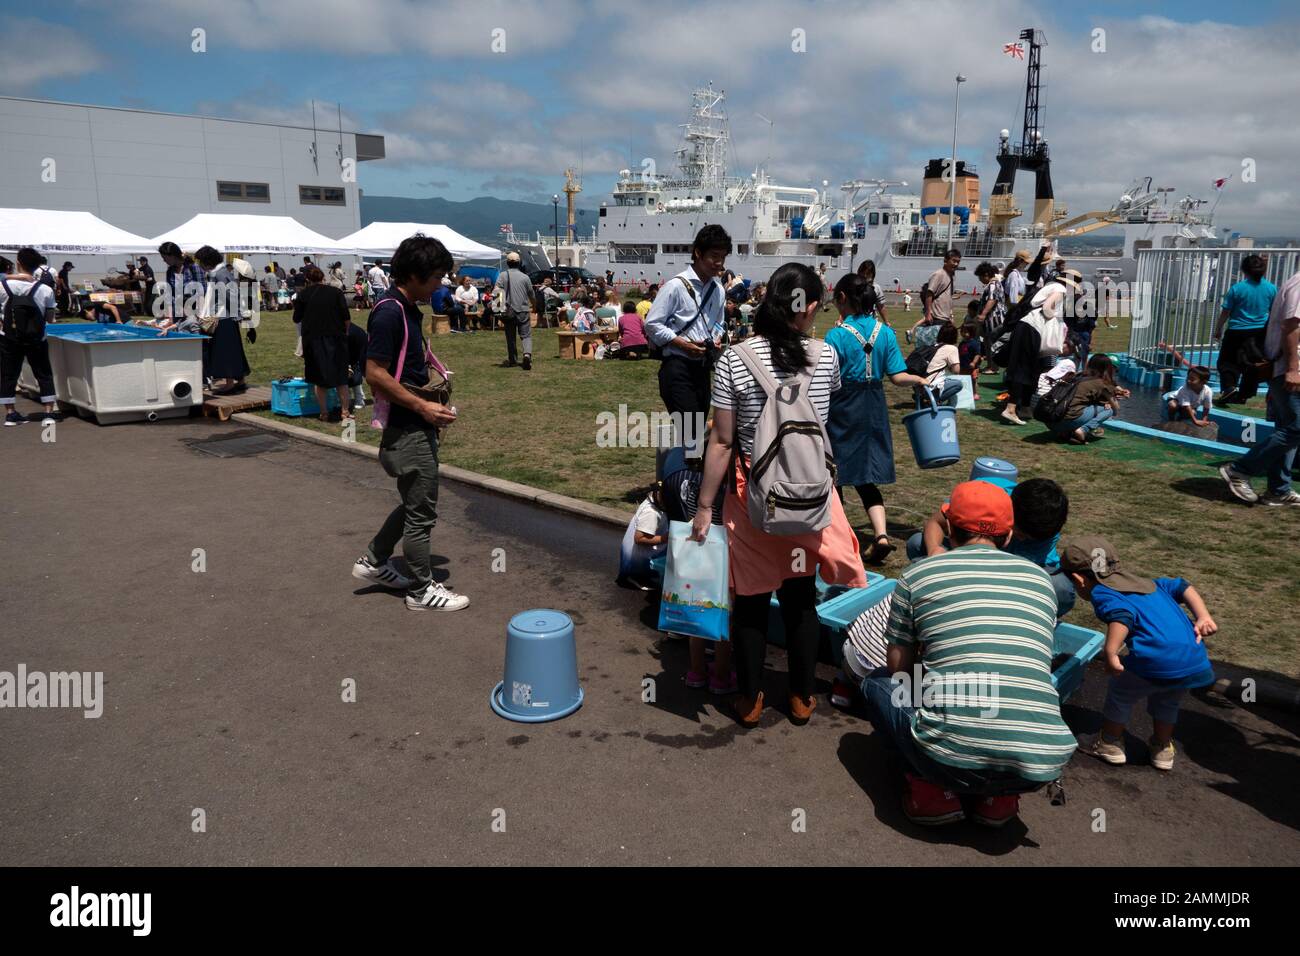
[989,27,1065,234]
[840,179,910,220]
[1049,179,1174,239]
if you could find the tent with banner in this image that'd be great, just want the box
[0,208,156,256]
[149,213,355,255]
[336,222,500,261]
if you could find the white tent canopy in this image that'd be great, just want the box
[150,213,355,255]
[0,207,156,256]
[337,222,500,261]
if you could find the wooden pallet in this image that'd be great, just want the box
[201,385,273,422]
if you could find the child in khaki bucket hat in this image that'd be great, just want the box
[1060,535,1218,771]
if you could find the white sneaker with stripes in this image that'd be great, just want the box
[352,557,414,591]
[405,581,470,612]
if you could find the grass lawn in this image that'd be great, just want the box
[245,307,1297,676]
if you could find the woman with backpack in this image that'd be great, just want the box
[1044,353,1130,444]
[1000,268,1079,425]
[825,274,926,564]
[1,247,59,427]
[689,262,866,729]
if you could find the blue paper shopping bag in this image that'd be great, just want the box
[657,520,730,641]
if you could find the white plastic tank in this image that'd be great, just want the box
[20,322,204,424]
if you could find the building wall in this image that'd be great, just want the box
[0,96,378,280]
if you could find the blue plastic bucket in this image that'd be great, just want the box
[969,456,1018,485]
[490,609,584,722]
[902,389,960,469]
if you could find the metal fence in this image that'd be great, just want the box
[1130,246,1300,367]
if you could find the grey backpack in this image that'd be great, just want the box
[733,338,836,535]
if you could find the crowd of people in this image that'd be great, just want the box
[5,218,1298,830]
[603,222,1296,828]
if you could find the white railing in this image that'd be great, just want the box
[1130,247,1300,365]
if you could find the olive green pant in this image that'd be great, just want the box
[366,424,439,593]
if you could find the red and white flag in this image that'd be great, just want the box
[1212,177,1228,190]
[1003,42,1025,60]
[500,223,512,233]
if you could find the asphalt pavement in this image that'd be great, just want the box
[2,399,1297,865]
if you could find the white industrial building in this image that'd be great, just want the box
[0,95,385,280]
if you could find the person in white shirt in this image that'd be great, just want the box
[367,263,389,295]
[1,247,59,426]
[1165,366,1214,426]
[643,224,731,424]
[1003,249,1031,305]
[453,276,479,313]
[920,322,962,407]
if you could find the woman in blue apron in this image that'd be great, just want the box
[825,274,927,563]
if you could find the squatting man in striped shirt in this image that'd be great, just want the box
[860,480,1077,828]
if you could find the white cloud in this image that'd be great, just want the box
[0,17,103,89]
[94,0,582,56]
[19,2,1300,232]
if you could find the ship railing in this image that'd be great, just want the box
[1130,246,1300,366]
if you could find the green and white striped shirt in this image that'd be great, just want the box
[885,544,1077,781]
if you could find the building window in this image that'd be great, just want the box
[868,213,879,226]
[299,185,346,206]
[217,181,270,203]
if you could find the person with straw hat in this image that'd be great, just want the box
[1001,267,1082,425]
[1003,248,1032,305]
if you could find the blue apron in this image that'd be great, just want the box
[828,378,895,487]
[827,319,896,487]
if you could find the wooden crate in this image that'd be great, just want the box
[556,330,617,359]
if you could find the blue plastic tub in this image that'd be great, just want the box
[812,577,898,664]
[44,322,203,343]
[271,378,342,417]
[1051,622,1104,701]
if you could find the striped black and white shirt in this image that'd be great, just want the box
[710,336,841,459]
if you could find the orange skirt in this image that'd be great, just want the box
[724,457,867,597]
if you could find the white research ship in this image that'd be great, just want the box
[511,29,1217,292]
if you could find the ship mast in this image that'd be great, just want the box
[675,83,729,186]
[989,28,1062,233]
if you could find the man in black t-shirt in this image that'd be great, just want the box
[137,257,156,316]
[351,235,469,612]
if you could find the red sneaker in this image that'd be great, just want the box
[972,794,1020,827]
[903,773,965,826]
[830,675,855,709]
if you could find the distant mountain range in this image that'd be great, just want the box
[360,194,600,247]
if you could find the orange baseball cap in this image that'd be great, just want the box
[943,480,1014,538]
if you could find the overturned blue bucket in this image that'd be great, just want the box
[490,609,584,723]
[970,456,1018,485]
[903,389,960,469]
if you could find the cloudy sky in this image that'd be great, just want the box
[4,0,1298,235]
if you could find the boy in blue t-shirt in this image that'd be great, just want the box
[907,476,1076,619]
[1060,536,1217,771]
